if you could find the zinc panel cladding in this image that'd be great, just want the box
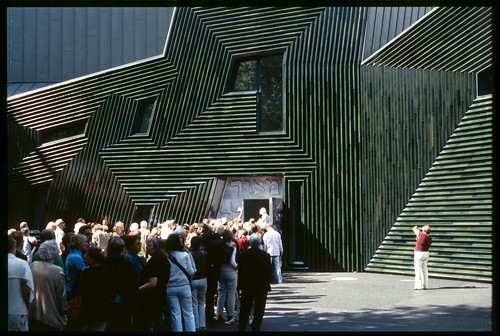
[7,7,174,95]
[7,7,493,280]
[365,95,493,282]
[361,6,493,281]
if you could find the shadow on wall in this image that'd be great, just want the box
[281,201,346,273]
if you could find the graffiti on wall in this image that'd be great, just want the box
[218,176,282,220]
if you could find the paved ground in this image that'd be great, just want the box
[208,271,493,333]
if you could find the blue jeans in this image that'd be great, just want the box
[191,278,207,329]
[167,285,196,332]
[270,256,282,284]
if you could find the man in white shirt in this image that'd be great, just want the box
[8,236,34,331]
[19,222,37,263]
[54,218,66,254]
[263,222,283,284]
[257,208,271,230]
[160,220,174,239]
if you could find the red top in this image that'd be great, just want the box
[415,231,432,252]
[238,236,250,252]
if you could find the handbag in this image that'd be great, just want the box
[67,295,83,319]
[67,270,84,319]
[168,253,192,283]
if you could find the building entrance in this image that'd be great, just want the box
[243,199,269,222]
[213,176,283,223]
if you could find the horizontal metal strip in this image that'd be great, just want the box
[435,149,492,160]
[427,166,491,175]
[406,199,492,205]
[410,191,491,198]
[368,257,491,266]
[420,176,491,184]
[402,202,491,208]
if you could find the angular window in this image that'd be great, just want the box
[477,65,492,96]
[40,119,87,143]
[230,53,283,132]
[133,98,156,134]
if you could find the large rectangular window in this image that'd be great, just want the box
[230,53,283,133]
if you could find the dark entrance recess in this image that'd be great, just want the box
[287,181,308,271]
[133,205,153,229]
[477,65,493,96]
[243,199,269,222]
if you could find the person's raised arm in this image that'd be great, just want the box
[412,226,420,238]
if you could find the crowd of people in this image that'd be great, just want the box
[7,207,284,333]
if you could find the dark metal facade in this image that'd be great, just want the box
[7,7,493,281]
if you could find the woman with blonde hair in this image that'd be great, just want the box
[150,227,162,238]
[46,221,57,231]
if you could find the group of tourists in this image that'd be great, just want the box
[7,207,284,333]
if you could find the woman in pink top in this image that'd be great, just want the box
[412,225,432,290]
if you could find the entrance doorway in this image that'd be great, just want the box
[243,199,269,222]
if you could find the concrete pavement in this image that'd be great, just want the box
[208,272,493,333]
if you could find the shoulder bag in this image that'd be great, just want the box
[168,253,192,283]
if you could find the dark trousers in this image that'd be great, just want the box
[106,302,131,332]
[30,319,60,332]
[205,266,219,325]
[238,289,268,332]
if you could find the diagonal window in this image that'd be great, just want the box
[40,119,88,143]
[230,53,283,133]
[133,98,156,135]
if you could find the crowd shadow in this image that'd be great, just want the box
[281,272,330,284]
[261,303,491,332]
[212,272,492,333]
[259,274,492,332]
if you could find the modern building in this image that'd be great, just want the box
[7,7,493,281]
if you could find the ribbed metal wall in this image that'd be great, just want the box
[361,7,493,281]
[7,7,493,280]
[363,7,492,71]
[363,7,434,61]
[366,95,493,281]
[7,7,174,96]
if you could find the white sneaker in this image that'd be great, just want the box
[248,317,253,325]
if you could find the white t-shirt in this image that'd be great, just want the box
[8,253,34,314]
[22,236,37,263]
[54,227,65,253]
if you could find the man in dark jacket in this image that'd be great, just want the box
[237,233,273,332]
[200,224,225,326]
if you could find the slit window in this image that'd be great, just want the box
[40,119,87,143]
[133,98,156,134]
